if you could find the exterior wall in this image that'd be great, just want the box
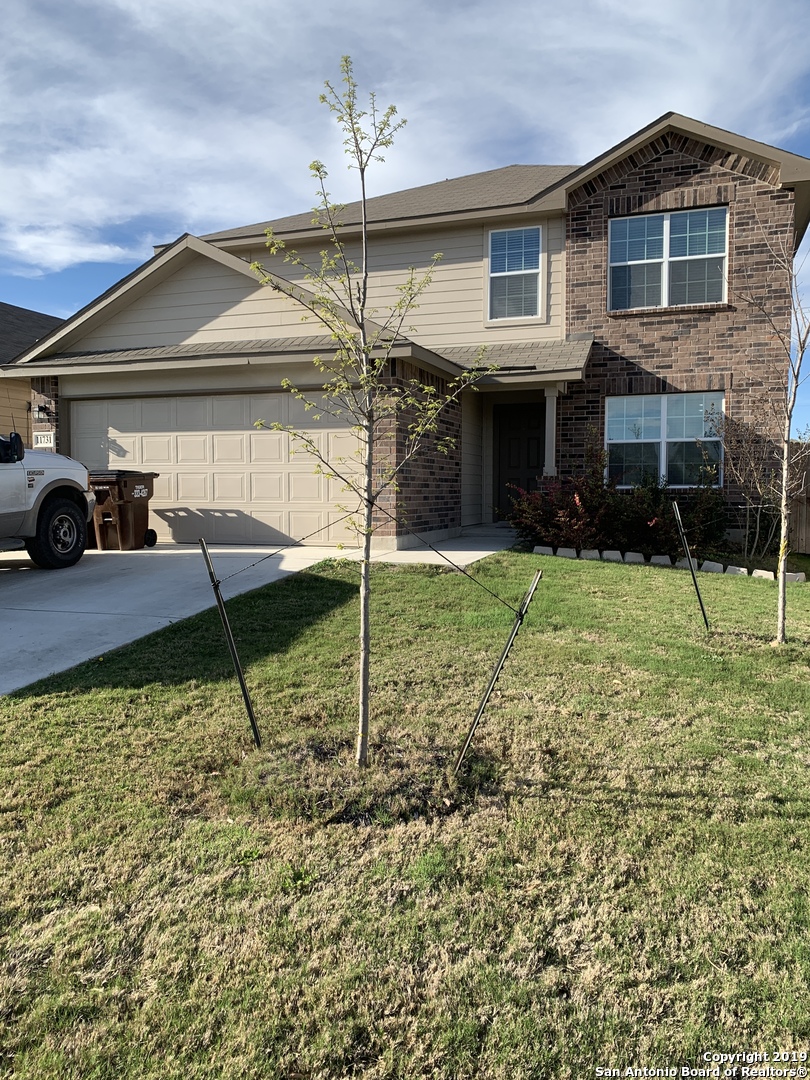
[0,377,31,444]
[561,134,794,476]
[74,256,330,352]
[246,214,566,350]
[461,391,483,525]
[370,360,462,540]
[57,361,342,408]
[31,376,59,453]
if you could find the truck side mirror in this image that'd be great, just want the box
[0,433,25,463]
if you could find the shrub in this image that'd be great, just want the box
[509,465,728,558]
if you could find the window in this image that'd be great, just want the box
[605,392,724,487]
[609,208,727,311]
[489,227,541,319]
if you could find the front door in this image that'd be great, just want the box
[493,403,545,518]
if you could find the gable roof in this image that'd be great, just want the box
[201,112,810,249]
[561,112,810,244]
[6,234,270,366]
[0,301,63,364]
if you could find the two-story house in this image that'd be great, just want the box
[4,113,810,547]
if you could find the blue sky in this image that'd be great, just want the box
[4,0,810,426]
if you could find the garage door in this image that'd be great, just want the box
[70,393,361,545]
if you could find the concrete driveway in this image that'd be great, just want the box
[0,526,516,695]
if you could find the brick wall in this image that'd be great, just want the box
[561,132,794,477]
[371,359,462,538]
[31,375,60,453]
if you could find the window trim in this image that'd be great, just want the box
[605,392,725,489]
[487,226,543,322]
[608,208,729,312]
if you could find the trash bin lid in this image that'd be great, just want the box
[89,470,159,481]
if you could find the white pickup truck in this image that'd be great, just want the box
[0,432,96,569]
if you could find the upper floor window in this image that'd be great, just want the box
[608,208,727,311]
[489,227,541,320]
[606,391,724,487]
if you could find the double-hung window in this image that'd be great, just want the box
[489,227,541,320]
[609,208,727,311]
[606,392,724,487]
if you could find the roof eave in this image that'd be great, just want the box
[480,367,584,385]
[9,339,465,381]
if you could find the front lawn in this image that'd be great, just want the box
[2,553,809,1078]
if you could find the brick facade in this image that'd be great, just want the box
[371,359,462,539]
[560,133,794,477]
[31,375,60,453]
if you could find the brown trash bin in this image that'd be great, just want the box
[88,471,160,551]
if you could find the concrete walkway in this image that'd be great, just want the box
[0,525,516,695]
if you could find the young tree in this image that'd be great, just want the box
[251,57,487,765]
[735,234,810,643]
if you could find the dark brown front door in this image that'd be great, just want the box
[493,403,545,518]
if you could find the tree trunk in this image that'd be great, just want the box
[356,412,374,766]
[775,419,792,644]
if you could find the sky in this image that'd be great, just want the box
[4,0,810,425]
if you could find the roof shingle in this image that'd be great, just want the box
[0,302,63,364]
[202,164,577,243]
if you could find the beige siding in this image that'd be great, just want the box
[59,362,329,403]
[0,377,31,444]
[461,391,483,526]
[75,256,329,352]
[69,217,565,359]
[247,214,567,349]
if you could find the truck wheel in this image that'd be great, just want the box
[26,499,87,569]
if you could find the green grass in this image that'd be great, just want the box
[2,553,810,1078]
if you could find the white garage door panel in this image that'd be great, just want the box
[142,435,173,463]
[214,472,245,500]
[250,432,284,462]
[108,401,137,431]
[178,473,208,500]
[153,473,173,501]
[251,473,284,501]
[70,393,359,545]
[213,434,245,462]
[142,399,173,428]
[177,435,208,462]
[177,398,208,427]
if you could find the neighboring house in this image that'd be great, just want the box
[3,113,810,547]
[0,302,62,444]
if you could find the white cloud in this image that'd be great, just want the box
[3,0,810,276]
[0,223,151,275]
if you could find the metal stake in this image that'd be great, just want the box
[672,501,709,632]
[453,569,542,776]
[199,538,263,749]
